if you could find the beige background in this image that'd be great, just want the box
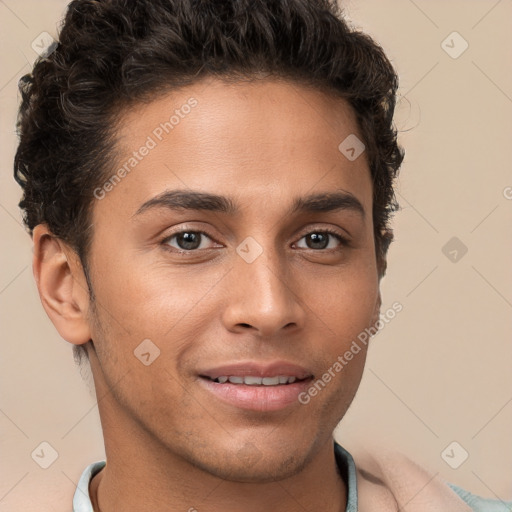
[1,0,511,510]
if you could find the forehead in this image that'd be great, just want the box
[94,77,372,222]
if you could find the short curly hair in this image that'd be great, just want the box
[14,0,404,365]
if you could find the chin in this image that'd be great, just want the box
[205,452,308,483]
[183,437,313,483]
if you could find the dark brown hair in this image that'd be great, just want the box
[14,0,404,364]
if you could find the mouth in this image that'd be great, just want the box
[197,361,314,412]
[201,375,308,386]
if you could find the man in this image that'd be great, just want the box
[13,0,511,510]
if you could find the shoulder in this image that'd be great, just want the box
[346,442,511,511]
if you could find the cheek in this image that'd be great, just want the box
[87,255,227,382]
[305,274,375,412]
[91,250,220,330]
[308,263,379,331]
[305,264,378,381]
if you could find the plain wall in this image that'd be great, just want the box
[1,0,511,509]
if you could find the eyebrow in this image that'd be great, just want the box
[133,189,365,219]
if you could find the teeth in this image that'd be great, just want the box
[213,375,299,385]
[244,376,263,385]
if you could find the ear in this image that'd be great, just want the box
[32,224,92,345]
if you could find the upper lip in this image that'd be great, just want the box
[199,361,313,380]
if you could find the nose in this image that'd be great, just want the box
[221,242,306,338]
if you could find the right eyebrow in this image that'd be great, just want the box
[133,190,237,218]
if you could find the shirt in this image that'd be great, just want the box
[72,443,512,511]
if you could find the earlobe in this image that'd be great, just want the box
[32,224,92,346]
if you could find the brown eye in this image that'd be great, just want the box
[306,233,329,250]
[162,231,216,251]
[296,230,346,251]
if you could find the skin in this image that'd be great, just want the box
[33,77,382,512]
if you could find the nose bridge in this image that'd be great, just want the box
[223,235,304,336]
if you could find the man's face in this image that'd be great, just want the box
[84,77,380,481]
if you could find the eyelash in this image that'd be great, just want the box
[160,227,349,254]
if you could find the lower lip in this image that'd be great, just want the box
[198,377,312,412]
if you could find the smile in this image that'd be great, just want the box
[207,375,301,385]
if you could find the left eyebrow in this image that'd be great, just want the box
[290,191,365,219]
[133,189,365,219]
